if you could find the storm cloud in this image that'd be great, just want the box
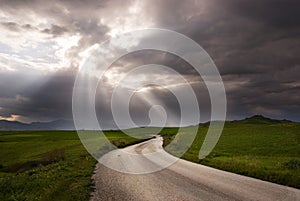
[0,0,299,126]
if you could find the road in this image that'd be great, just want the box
[91,136,300,201]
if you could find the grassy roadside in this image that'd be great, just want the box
[160,119,300,189]
[0,130,144,201]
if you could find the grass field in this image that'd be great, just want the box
[0,131,143,201]
[160,116,300,188]
[0,116,299,200]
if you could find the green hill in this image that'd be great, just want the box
[237,115,292,124]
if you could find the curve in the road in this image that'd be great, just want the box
[91,136,300,201]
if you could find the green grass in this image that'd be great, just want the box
[0,119,299,200]
[0,130,144,201]
[160,121,300,189]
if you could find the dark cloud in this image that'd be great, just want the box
[0,21,36,32]
[0,69,75,122]
[0,22,20,32]
[109,50,198,76]
[1,21,69,37]
[0,0,299,125]
[225,0,300,29]
[41,24,69,36]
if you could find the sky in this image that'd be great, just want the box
[0,0,299,127]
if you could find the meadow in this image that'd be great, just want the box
[0,116,299,200]
[160,116,300,188]
[0,130,142,201]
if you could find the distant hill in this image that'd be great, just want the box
[237,115,292,124]
[201,115,293,127]
[0,119,75,130]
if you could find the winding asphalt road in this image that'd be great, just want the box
[91,136,300,201]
